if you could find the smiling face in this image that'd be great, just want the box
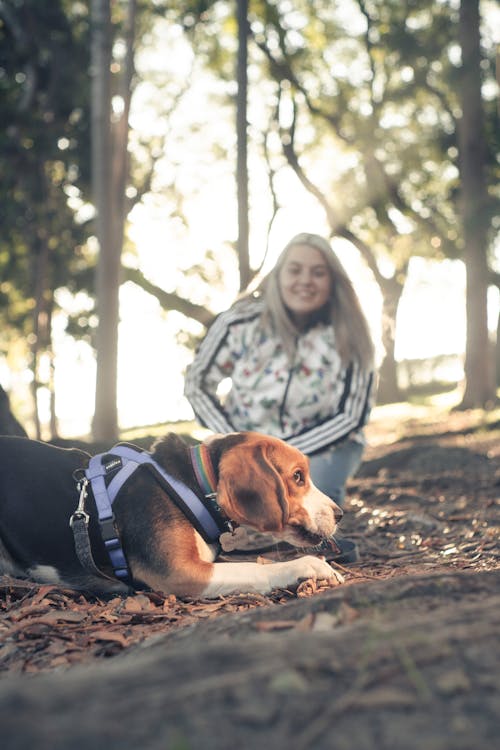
[278,244,332,328]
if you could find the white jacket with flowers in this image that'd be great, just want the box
[184,299,375,455]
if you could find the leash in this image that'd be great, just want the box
[70,476,126,586]
[70,443,233,587]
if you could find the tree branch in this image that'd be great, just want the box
[252,32,347,142]
[122,266,216,328]
[278,103,386,287]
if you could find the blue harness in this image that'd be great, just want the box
[70,444,231,586]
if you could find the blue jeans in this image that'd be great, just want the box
[308,440,364,506]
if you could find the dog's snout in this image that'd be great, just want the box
[333,504,343,523]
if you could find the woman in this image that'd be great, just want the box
[185,233,376,534]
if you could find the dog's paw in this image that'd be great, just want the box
[258,555,345,594]
[330,567,345,584]
[292,555,344,584]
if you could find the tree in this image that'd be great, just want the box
[0,0,91,438]
[457,0,496,408]
[91,0,118,442]
[1,0,157,439]
[92,0,170,440]
[236,0,250,291]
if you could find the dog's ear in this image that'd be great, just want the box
[216,441,288,532]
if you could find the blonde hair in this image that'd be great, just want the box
[245,233,375,368]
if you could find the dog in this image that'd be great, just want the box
[0,431,344,598]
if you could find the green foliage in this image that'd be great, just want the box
[0,0,92,339]
[0,0,163,353]
[154,0,493,271]
[239,0,498,270]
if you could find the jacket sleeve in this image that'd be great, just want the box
[287,363,375,454]
[184,304,258,434]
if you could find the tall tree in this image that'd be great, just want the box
[236,0,250,291]
[91,0,137,442]
[457,0,496,408]
[91,0,116,441]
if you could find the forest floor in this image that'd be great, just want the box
[0,397,499,749]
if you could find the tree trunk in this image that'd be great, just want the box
[457,0,496,408]
[375,276,405,404]
[31,233,52,440]
[110,0,135,273]
[496,310,500,387]
[47,306,58,440]
[236,0,250,291]
[91,0,136,442]
[91,0,118,442]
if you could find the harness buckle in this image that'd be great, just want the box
[99,515,118,543]
[70,478,90,528]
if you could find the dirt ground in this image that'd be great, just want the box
[0,403,499,749]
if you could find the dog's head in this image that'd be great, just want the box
[207,432,343,547]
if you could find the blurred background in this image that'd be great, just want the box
[0,0,499,443]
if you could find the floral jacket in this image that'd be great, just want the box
[184,299,375,455]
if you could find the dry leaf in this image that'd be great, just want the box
[35,610,87,624]
[162,595,178,611]
[122,595,152,613]
[296,579,318,597]
[30,586,59,605]
[92,630,129,647]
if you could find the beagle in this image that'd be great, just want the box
[0,432,344,599]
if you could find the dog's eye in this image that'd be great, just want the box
[293,470,305,486]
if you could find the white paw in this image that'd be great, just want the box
[293,555,345,584]
[330,567,345,584]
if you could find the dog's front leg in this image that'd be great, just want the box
[201,555,344,598]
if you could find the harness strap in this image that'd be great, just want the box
[86,454,131,582]
[103,445,224,541]
[71,443,232,587]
